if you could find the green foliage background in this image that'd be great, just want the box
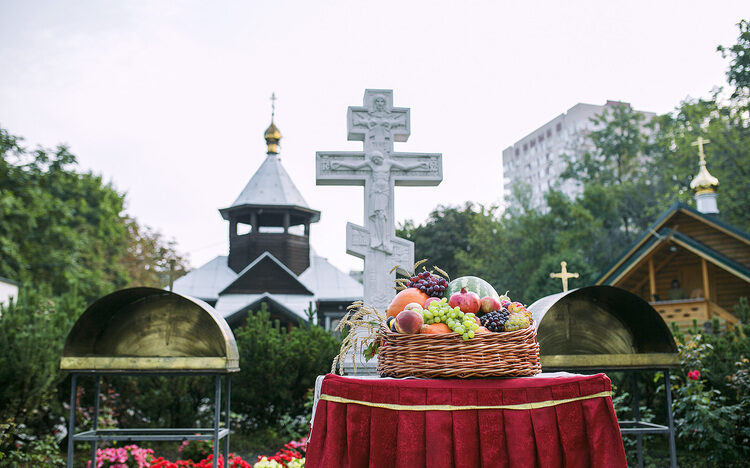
[0,127,192,460]
[0,16,748,466]
[397,21,750,465]
[232,305,340,431]
[400,20,750,305]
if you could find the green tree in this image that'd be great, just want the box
[232,305,340,429]
[119,216,189,289]
[562,103,658,238]
[396,202,481,276]
[718,19,750,102]
[0,128,130,301]
[650,96,750,232]
[0,127,191,455]
[0,127,190,297]
[0,288,81,431]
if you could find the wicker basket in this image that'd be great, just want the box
[376,323,541,379]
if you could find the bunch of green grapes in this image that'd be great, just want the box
[422,298,480,340]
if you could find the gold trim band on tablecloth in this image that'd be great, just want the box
[319,391,613,412]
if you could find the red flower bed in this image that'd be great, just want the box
[149,453,252,468]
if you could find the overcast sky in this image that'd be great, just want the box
[1,1,746,273]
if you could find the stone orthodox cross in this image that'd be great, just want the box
[316,89,443,315]
[550,261,579,292]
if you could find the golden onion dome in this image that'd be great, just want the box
[690,161,719,194]
[264,122,281,154]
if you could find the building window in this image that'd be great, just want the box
[556,123,562,132]
[236,222,252,235]
[258,226,285,233]
[523,144,527,152]
[530,140,536,148]
[546,129,551,138]
[515,148,519,156]
[538,135,544,142]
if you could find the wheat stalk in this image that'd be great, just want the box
[331,302,386,375]
[332,259,452,374]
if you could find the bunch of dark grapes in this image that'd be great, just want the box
[406,271,449,298]
[481,310,510,332]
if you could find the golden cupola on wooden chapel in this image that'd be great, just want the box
[597,137,750,330]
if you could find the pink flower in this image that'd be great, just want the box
[688,370,701,380]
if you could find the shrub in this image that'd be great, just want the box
[178,438,213,462]
[108,375,211,429]
[0,289,74,426]
[231,305,339,430]
[669,333,750,466]
[0,287,80,458]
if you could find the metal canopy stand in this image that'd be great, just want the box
[615,369,677,468]
[66,371,232,468]
[59,288,241,468]
[527,286,682,468]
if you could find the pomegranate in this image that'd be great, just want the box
[448,287,481,314]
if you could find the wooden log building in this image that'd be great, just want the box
[597,139,750,330]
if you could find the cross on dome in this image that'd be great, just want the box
[691,136,710,164]
[264,92,281,154]
[689,136,719,193]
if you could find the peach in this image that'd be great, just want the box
[395,309,424,334]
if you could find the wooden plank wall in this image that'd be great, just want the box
[711,264,750,313]
[667,213,750,268]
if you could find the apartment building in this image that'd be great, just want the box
[502,101,655,209]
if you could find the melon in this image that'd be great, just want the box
[445,276,500,301]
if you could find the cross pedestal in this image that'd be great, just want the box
[316,89,443,372]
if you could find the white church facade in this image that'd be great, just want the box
[173,116,362,331]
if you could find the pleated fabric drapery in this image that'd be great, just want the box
[306,373,627,468]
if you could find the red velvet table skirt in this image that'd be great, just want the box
[306,373,626,468]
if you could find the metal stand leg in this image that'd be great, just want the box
[90,377,101,466]
[213,375,221,468]
[224,376,231,463]
[664,370,677,468]
[67,374,77,468]
[632,373,643,468]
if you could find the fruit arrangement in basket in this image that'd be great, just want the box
[385,269,533,339]
[331,262,541,378]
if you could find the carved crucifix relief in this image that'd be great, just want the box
[316,89,443,315]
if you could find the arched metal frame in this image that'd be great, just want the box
[528,286,679,468]
[61,288,240,468]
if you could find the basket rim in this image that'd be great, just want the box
[379,321,536,340]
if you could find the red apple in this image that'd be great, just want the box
[479,296,502,314]
[424,297,440,308]
[395,309,424,334]
[448,288,481,314]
